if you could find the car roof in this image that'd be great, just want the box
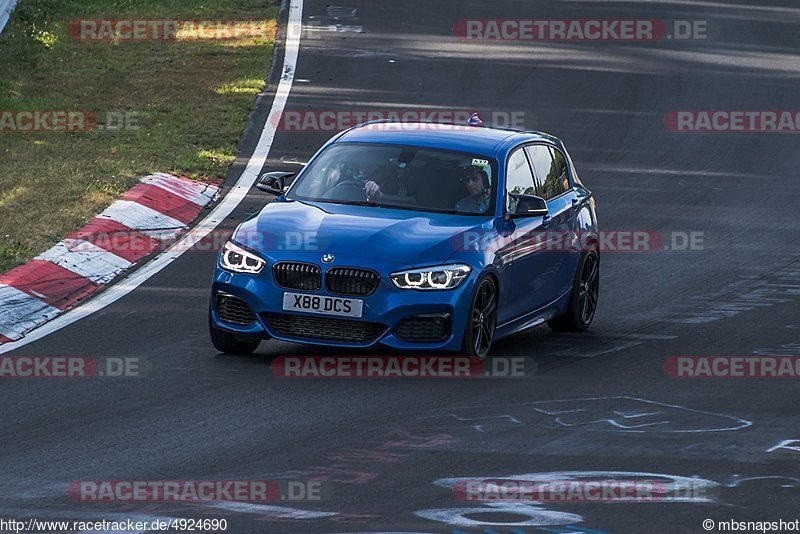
[335,122,562,159]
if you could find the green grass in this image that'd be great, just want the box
[0,0,278,272]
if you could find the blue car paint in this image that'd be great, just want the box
[210,123,598,351]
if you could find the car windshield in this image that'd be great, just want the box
[287,142,498,215]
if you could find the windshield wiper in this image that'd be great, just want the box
[308,199,379,208]
[296,198,485,215]
[375,205,477,215]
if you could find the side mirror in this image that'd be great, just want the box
[256,171,295,195]
[507,193,549,218]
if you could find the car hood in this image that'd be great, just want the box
[234,199,492,268]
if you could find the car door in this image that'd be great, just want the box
[496,146,563,324]
[525,144,581,302]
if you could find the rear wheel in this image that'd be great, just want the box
[209,314,261,355]
[461,277,498,359]
[548,248,599,332]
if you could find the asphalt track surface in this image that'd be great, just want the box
[3,1,800,533]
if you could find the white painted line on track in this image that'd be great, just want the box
[0,0,304,354]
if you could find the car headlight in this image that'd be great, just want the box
[390,264,471,290]
[220,241,266,274]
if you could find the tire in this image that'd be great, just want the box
[209,314,261,355]
[461,276,498,359]
[548,247,599,332]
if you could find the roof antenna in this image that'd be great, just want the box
[468,112,483,126]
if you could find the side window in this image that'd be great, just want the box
[525,145,568,200]
[505,148,536,213]
[550,147,570,194]
[523,145,551,198]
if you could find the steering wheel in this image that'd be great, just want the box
[324,176,376,202]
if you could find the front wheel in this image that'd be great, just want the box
[548,248,599,332]
[209,314,261,355]
[461,276,498,359]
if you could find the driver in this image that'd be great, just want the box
[455,167,491,213]
[331,160,364,185]
[363,149,418,200]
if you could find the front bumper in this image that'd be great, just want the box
[209,254,476,352]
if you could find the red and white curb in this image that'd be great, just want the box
[0,173,219,343]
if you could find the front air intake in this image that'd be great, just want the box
[273,262,322,291]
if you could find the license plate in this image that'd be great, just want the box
[282,292,363,318]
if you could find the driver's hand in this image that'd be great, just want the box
[364,180,382,198]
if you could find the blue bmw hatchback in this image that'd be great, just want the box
[209,121,599,358]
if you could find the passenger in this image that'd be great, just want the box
[455,168,491,213]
